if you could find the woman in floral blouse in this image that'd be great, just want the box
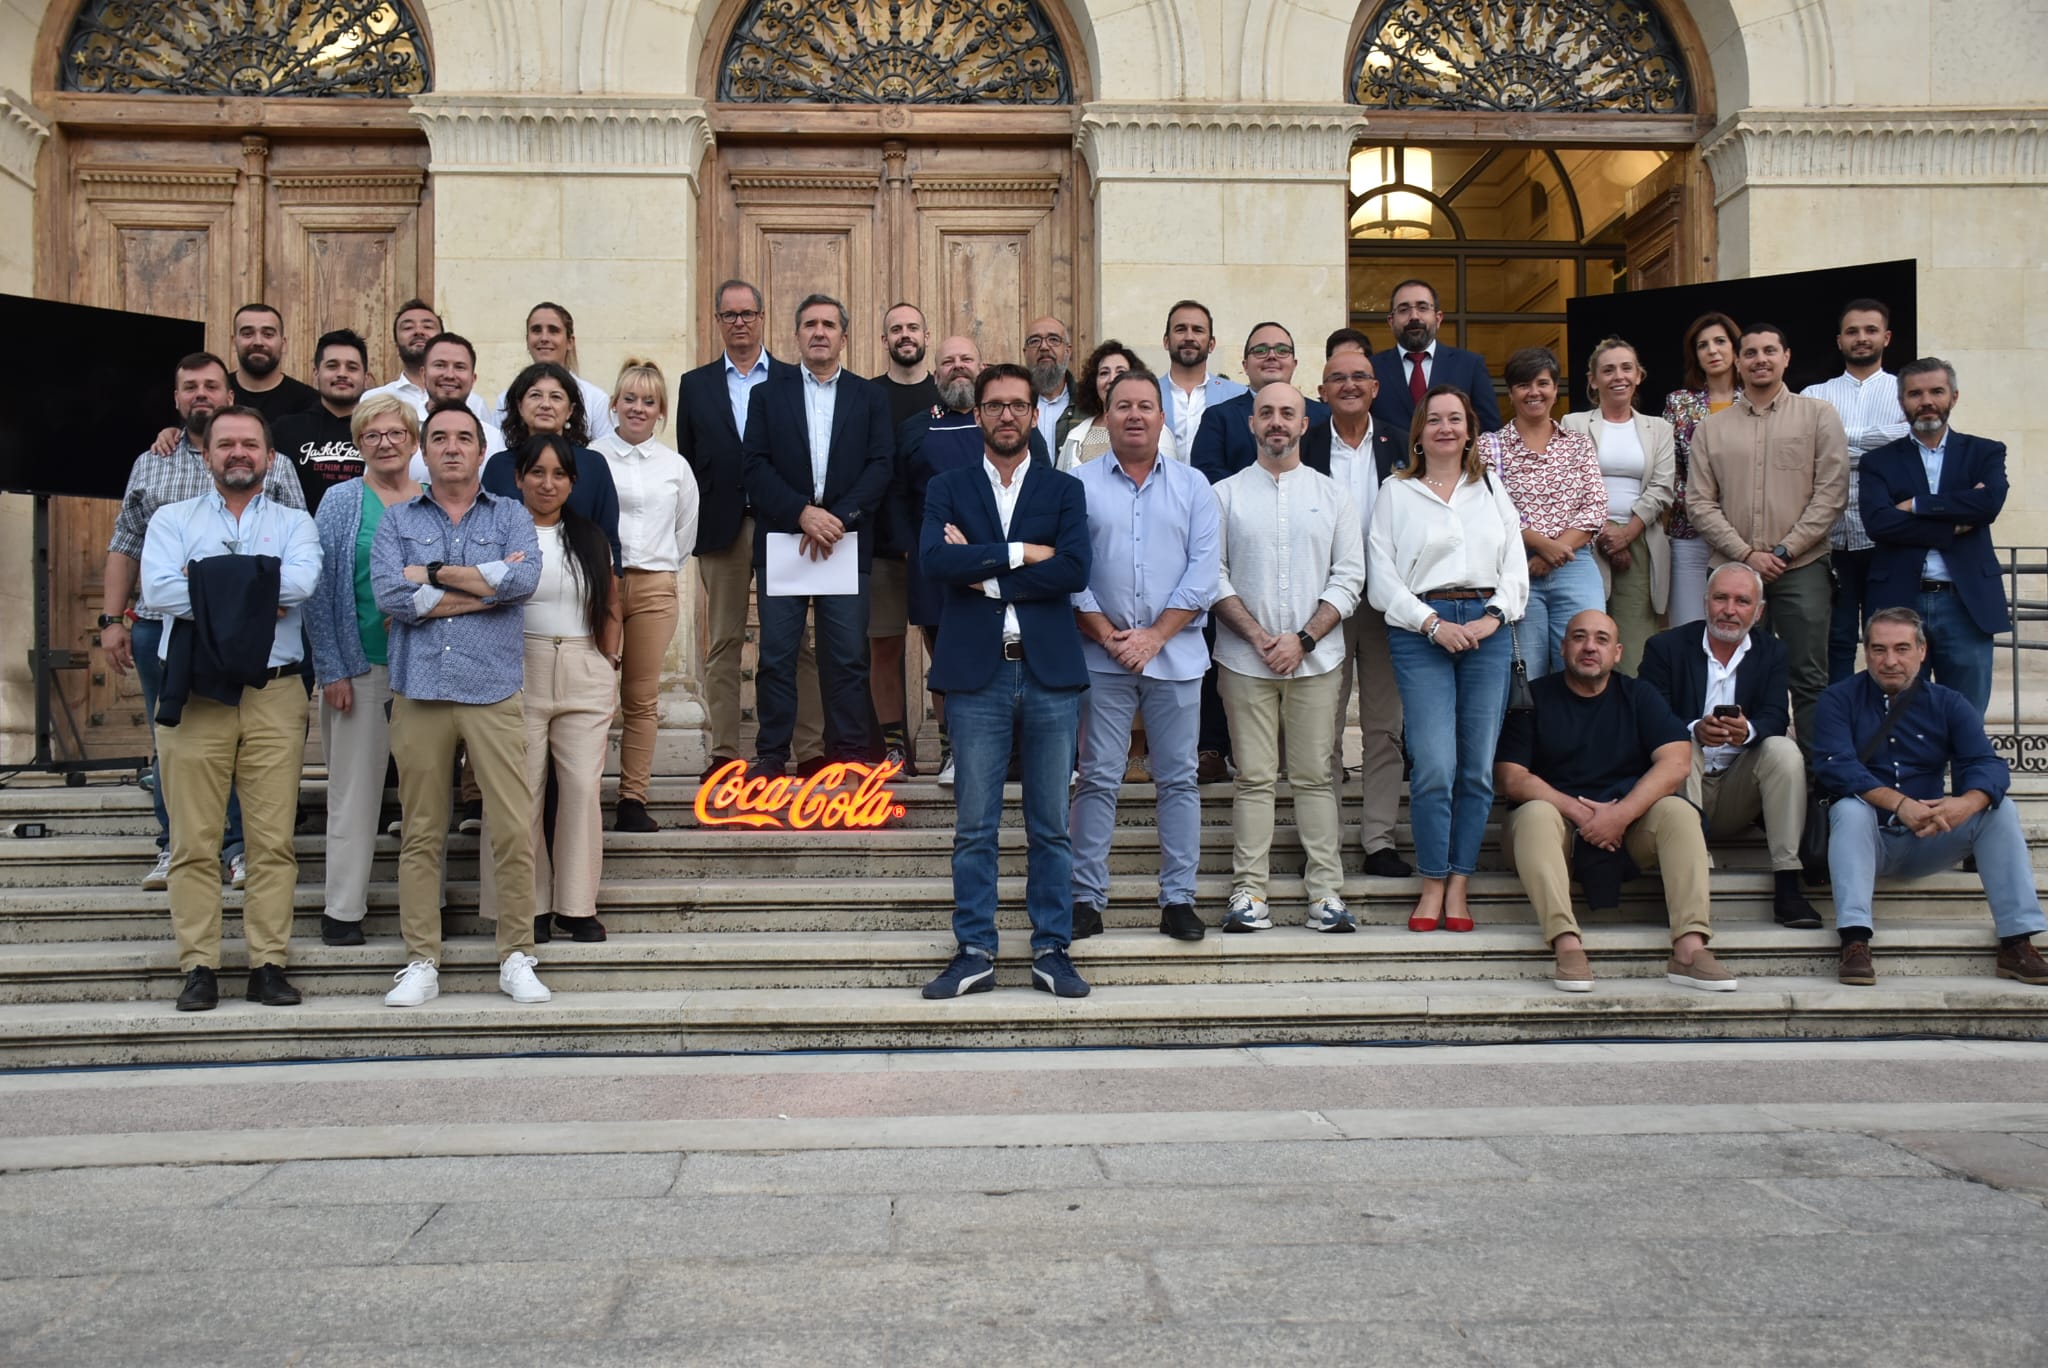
[1477,347,1607,677]
[1661,311,1741,627]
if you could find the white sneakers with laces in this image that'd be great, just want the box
[499,952,552,1003]
[385,959,439,1007]
[142,850,172,891]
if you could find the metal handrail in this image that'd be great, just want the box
[1997,546,2047,771]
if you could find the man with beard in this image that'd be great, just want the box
[1800,299,1910,682]
[868,303,941,768]
[138,406,320,1012]
[1496,611,1737,996]
[1856,359,2009,715]
[918,363,1092,1000]
[1638,563,1819,927]
[1369,280,1502,438]
[1157,300,1246,455]
[361,300,500,445]
[101,354,307,893]
[226,303,319,419]
[1024,315,1074,456]
[274,328,371,513]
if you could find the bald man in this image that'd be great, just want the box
[1024,315,1074,455]
[1495,610,1736,995]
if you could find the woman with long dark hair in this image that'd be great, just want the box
[491,301,615,443]
[1661,312,1741,627]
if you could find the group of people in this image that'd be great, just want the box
[97,279,2045,1012]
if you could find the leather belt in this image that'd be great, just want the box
[260,664,298,681]
[1001,640,1025,661]
[1423,588,1495,601]
[1920,580,1954,593]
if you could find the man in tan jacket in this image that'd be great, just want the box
[1686,323,1849,757]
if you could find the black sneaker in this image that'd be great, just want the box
[320,914,366,947]
[245,963,302,1006]
[614,799,659,833]
[1159,903,1206,941]
[175,966,219,1012]
[458,800,483,834]
[1071,903,1105,940]
[922,949,996,999]
[1773,873,1822,929]
[883,741,918,777]
[534,912,553,945]
[554,915,607,943]
[1031,948,1091,998]
[1362,847,1414,878]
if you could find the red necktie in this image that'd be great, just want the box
[1407,350,1428,404]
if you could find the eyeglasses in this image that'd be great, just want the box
[715,310,763,325]
[359,429,412,446]
[1023,334,1066,349]
[1246,344,1295,358]
[979,399,1036,418]
[1323,371,1372,385]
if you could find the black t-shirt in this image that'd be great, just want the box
[1496,672,1689,803]
[874,374,942,430]
[233,373,321,420]
[272,407,364,514]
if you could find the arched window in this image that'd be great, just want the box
[61,0,432,98]
[718,0,1072,105]
[1350,0,1691,115]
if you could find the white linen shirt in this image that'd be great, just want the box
[592,431,699,572]
[1694,630,1754,773]
[1800,368,1909,551]
[1326,420,1383,536]
[1213,462,1364,680]
[981,456,1029,641]
[1366,472,1531,634]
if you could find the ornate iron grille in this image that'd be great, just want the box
[1351,0,1691,115]
[720,0,1071,105]
[62,0,431,98]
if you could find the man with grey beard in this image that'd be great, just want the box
[1024,315,1074,456]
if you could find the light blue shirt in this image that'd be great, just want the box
[724,351,771,439]
[1071,452,1221,681]
[802,366,840,500]
[1915,430,1951,582]
[139,489,322,668]
[371,488,542,706]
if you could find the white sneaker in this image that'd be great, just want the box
[1221,889,1271,933]
[142,850,172,891]
[935,753,956,787]
[385,818,404,838]
[227,852,248,889]
[385,959,439,1007]
[1305,896,1357,934]
[499,951,552,1003]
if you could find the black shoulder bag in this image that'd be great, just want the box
[1800,674,1923,880]
[1481,469,1536,714]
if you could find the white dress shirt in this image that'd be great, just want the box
[592,431,700,572]
[725,351,771,438]
[492,371,616,444]
[1366,472,1532,633]
[1800,368,1909,551]
[1694,630,1753,773]
[802,367,840,501]
[982,456,1029,640]
[1168,379,1210,454]
[1326,420,1383,534]
[1403,340,1440,392]
[1213,462,1364,680]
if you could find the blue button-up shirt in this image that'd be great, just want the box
[371,487,542,705]
[1814,671,2009,811]
[1914,431,1952,582]
[725,352,771,439]
[139,490,322,667]
[1071,452,1220,681]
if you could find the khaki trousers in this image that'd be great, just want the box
[616,569,678,803]
[1331,607,1403,853]
[698,515,822,762]
[478,636,614,919]
[1219,666,1345,901]
[1687,734,1807,872]
[391,693,533,963]
[1605,530,1659,677]
[156,676,307,971]
[320,662,392,923]
[1504,795,1713,945]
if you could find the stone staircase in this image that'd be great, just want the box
[1,768,2046,1064]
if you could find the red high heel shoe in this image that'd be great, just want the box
[1443,914,1475,933]
[1407,911,1440,933]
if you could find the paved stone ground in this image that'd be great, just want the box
[3,1041,2048,1366]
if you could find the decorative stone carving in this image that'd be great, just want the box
[1079,103,1365,183]
[1702,109,2048,200]
[0,90,51,192]
[411,96,714,180]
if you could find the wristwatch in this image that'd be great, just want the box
[96,613,126,629]
[1483,605,1507,624]
[426,560,445,588]
[1295,629,1316,655]
[1770,543,1790,561]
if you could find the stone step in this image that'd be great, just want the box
[0,925,2024,1004]
[3,975,2043,1065]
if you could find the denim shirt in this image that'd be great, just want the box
[371,487,541,705]
[1813,671,2009,809]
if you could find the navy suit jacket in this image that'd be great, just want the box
[1636,622,1791,741]
[1191,391,1332,484]
[1369,344,1502,439]
[920,461,1092,693]
[676,353,795,556]
[1859,429,2012,637]
[741,368,895,573]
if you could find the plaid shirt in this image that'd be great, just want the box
[108,435,307,619]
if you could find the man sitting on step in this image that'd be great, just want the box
[1496,610,1738,995]
[1814,606,2048,987]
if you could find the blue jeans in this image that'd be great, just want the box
[130,616,244,859]
[1829,795,2045,939]
[1071,672,1200,909]
[1827,547,1873,683]
[1520,545,1604,679]
[1385,598,1513,878]
[1918,585,1994,716]
[753,575,872,766]
[946,658,1082,958]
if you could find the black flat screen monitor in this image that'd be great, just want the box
[0,294,207,501]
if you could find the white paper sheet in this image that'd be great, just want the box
[763,531,859,596]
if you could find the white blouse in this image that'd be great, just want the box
[1366,471,1531,634]
[526,522,593,639]
[591,431,700,572]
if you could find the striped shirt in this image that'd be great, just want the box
[1800,369,1909,552]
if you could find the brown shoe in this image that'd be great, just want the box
[1196,750,1229,784]
[1996,940,2048,985]
[1667,946,1738,993]
[1552,943,1594,993]
[1838,940,1876,986]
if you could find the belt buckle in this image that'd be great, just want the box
[1002,640,1024,661]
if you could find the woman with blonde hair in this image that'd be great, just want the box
[1564,336,1676,671]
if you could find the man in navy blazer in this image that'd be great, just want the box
[741,293,894,774]
[918,363,1094,1001]
[1857,358,2010,715]
[1190,322,1330,484]
[1369,279,1502,439]
[1638,563,1818,927]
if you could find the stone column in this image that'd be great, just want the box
[0,90,50,765]
[1079,102,1365,369]
[414,94,716,776]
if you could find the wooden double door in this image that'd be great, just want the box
[39,127,432,759]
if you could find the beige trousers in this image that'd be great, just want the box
[391,693,533,963]
[616,569,678,803]
[479,636,615,919]
[1687,734,1807,872]
[156,676,308,971]
[1331,607,1404,853]
[698,514,822,762]
[319,662,392,923]
[1504,794,1713,945]
[1219,666,1345,901]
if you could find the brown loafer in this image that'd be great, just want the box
[1552,943,1594,993]
[1995,940,2048,985]
[1196,750,1229,784]
[1838,941,1876,986]
[1667,946,1738,993]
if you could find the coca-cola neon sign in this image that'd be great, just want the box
[693,758,908,830]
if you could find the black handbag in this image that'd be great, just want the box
[1800,673,1922,879]
[1506,619,1535,714]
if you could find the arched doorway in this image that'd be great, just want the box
[1343,0,1715,405]
[35,0,436,760]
